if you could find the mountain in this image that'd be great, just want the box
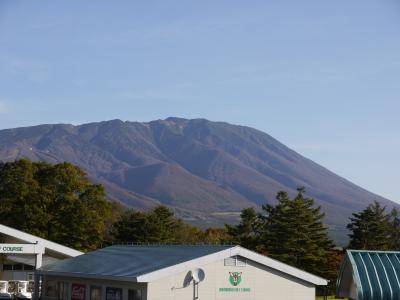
[0,118,396,245]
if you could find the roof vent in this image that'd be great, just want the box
[224,256,247,267]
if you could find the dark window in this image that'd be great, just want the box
[3,264,13,270]
[45,280,58,298]
[106,287,122,300]
[24,264,35,271]
[13,264,23,270]
[128,289,141,300]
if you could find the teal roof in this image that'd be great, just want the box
[38,245,231,280]
[337,250,400,300]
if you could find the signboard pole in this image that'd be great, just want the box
[33,273,40,300]
[35,250,43,268]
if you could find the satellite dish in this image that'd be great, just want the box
[191,268,205,283]
[183,271,193,288]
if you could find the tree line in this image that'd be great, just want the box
[0,160,230,249]
[1,159,398,293]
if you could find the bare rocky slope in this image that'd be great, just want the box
[0,117,396,245]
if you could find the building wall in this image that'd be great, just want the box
[1,270,34,281]
[40,257,317,300]
[349,279,357,300]
[41,275,147,300]
[337,261,357,300]
[0,232,71,282]
[0,257,35,281]
[147,257,316,300]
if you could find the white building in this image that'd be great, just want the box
[0,224,82,282]
[37,244,327,300]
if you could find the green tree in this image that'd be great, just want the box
[203,227,233,244]
[146,206,182,243]
[111,205,205,244]
[261,188,334,278]
[0,159,112,251]
[111,209,149,243]
[226,208,263,251]
[389,208,400,250]
[347,201,392,250]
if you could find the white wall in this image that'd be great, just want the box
[147,257,316,300]
[1,270,34,281]
[40,257,317,300]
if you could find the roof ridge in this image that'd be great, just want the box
[347,249,400,254]
[108,243,235,247]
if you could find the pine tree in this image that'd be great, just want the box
[347,201,392,250]
[389,208,400,250]
[226,208,263,251]
[261,187,334,277]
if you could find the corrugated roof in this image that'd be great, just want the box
[38,245,231,280]
[38,245,328,286]
[338,250,400,300]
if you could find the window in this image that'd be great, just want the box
[2,264,12,270]
[106,287,122,300]
[58,282,69,300]
[90,286,102,300]
[24,264,35,271]
[13,264,23,270]
[45,280,58,298]
[128,289,142,300]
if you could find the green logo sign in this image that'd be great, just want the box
[229,272,242,286]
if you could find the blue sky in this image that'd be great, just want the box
[0,0,399,201]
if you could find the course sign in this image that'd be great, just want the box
[0,243,44,254]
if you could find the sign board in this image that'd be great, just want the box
[0,243,44,254]
[218,272,251,293]
[71,284,86,300]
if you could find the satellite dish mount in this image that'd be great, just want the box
[190,268,205,300]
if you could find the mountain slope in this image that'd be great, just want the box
[0,118,396,245]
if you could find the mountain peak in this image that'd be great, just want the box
[0,118,395,245]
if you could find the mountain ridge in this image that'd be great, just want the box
[0,117,396,245]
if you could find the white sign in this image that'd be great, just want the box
[0,243,44,254]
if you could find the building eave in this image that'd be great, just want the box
[35,270,138,283]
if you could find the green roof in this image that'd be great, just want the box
[337,250,400,300]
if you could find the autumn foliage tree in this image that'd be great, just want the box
[0,159,112,251]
